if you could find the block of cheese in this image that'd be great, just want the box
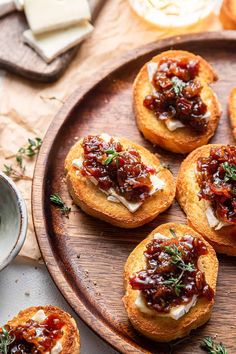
[23,21,93,63]
[0,0,16,17]
[24,0,91,35]
[14,0,23,10]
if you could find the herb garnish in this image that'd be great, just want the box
[171,77,186,95]
[3,137,42,181]
[201,336,228,354]
[50,193,71,217]
[104,149,120,166]
[222,162,236,182]
[163,272,185,296]
[0,327,15,354]
[169,228,177,237]
[164,244,195,272]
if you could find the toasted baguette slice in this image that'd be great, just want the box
[176,145,236,255]
[134,50,221,154]
[229,87,236,139]
[5,306,80,353]
[220,0,236,29]
[123,223,218,342]
[65,136,175,228]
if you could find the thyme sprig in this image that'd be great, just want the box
[0,327,15,354]
[3,164,31,181]
[222,162,236,182]
[201,337,228,354]
[3,137,42,181]
[164,244,195,272]
[163,271,185,296]
[104,149,120,166]
[50,193,71,218]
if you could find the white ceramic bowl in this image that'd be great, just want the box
[0,172,27,271]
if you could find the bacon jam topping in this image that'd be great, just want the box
[80,135,156,203]
[2,314,64,354]
[196,145,236,225]
[129,231,214,313]
[143,58,208,132]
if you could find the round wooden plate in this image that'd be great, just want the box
[32,32,236,354]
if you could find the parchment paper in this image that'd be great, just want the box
[0,0,222,260]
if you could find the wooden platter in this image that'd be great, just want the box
[0,0,104,82]
[32,32,236,353]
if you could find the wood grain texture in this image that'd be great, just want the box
[32,32,236,354]
[0,0,105,83]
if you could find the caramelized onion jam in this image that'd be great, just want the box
[3,314,64,354]
[129,231,214,313]
[80,135,156,203]
[143,58,208,132]
[196,145,236,225]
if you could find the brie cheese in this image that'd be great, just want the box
[14,0,23,10]
[50,341,62,354]
[205,202,230,231]
[31,309,47,323]
[24,0,91,35]
[165,119,185,131]
[0,0,15,18]
[23,21,93,63]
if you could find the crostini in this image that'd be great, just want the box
[229,87,236,139]
[177,144,236,255]
[0,305,80,353]
[65,134,175,228]
[133,50,221,154]
[220,0,236,29]
[123,223,218,342]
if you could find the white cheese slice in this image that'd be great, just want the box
[153,233,169,240]
[205,202,230,231]
[0,0,15,18]
[14,0,23,10]
[135,292,197,320]
[147,62,158,82]
[31,309,47,323]
[165,119,185,131]
[51,341,62,354]
[23,21,94,64]
[24,0,91,35]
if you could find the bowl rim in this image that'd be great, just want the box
[0,172,28,271]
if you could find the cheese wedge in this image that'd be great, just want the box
[24,0,91,35]
[0,0,15,18]
[23,21,93,63]
[14,0,23,10]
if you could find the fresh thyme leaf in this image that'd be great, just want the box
[50,193,71,218]
[0,327,15,354]
[3,164,31,181]
[104,150,119,166]
[163,276,185,296]
[164,244,195,273]
[171,77,186,95]
[201,336,228,354]
[222,162,236,182]
[169,228,177,237]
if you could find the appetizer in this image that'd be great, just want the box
[229,87,236,139]
[133,50,221,153]
[65,134,175,228]
[0,305,80,353]
[177,144,236,255]
[123,223,218,342]
[220,0,236,29]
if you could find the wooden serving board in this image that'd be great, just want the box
[0,0,104,83]
[32,32,236,354]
